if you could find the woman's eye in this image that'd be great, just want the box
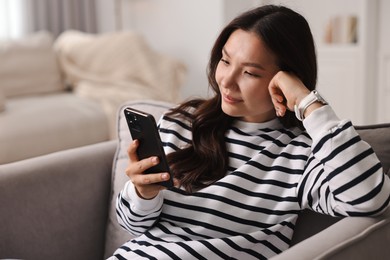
[220,58,229,65]
[245,71,259,77]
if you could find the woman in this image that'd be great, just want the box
[110,5,390,259]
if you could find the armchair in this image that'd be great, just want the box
[0,101,389,260]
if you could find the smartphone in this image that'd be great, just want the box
[124,107,173,188]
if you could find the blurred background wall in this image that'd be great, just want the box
[1,0,389,124]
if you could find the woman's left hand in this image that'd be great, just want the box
[268,71,310,117]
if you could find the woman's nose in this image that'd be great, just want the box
[220,70,238,90]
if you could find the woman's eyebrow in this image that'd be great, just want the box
[222,47,266,70]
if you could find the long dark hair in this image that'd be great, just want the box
[167,5,317,193]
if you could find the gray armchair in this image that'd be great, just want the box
[0,101,389,260]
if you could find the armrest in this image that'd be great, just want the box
[0,140,117,260]
[272,209,390,260]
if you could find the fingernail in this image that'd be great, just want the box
[152,156,159,164]
[162,173,169,180]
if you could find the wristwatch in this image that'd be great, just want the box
[294,90,327,121]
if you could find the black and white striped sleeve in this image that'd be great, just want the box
[116,181,164,236]
[298,106,390,217]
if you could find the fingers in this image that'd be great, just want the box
[129,171,171,200]
[125,140,171,199]
[274,103,287,117]
[269,77,287,117]
[269,71,310,116]
[125,149,160,180]
[131,171,171,186]
[270,95,287,117]
[127,140,165,178]
[127,139,140,162]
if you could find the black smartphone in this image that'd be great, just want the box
[124,107,173,188]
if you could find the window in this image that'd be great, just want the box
[0,0,28,40]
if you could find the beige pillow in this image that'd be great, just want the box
[103,100,174,258]
[54,30,186,103]
[0,31,64,97]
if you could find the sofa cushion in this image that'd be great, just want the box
[0,31,65,97]
[0,93,110,164]
[104,100,173,258]
[356,124,390,175]
[54,30,185,102]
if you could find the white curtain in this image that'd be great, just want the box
[26,0,97,37]
[0,0,97,40]
[0,0,27,39]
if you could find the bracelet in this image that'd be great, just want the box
[294,90,327,121]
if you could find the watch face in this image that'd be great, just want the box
[313,91,327,104]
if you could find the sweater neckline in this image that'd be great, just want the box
[232,118,282,133]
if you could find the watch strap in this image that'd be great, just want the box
[294,90,327,121]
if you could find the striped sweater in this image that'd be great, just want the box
[111,105,390,260]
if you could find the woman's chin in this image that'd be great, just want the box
[221,103,241,117]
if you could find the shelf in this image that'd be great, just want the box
[318,44,360,51]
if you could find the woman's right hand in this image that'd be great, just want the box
[125,139,171,200]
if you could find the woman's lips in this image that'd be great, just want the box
[223,93,243,104]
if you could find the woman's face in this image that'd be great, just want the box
[216,29,279,123]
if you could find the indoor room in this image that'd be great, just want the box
[1,1,390,260]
